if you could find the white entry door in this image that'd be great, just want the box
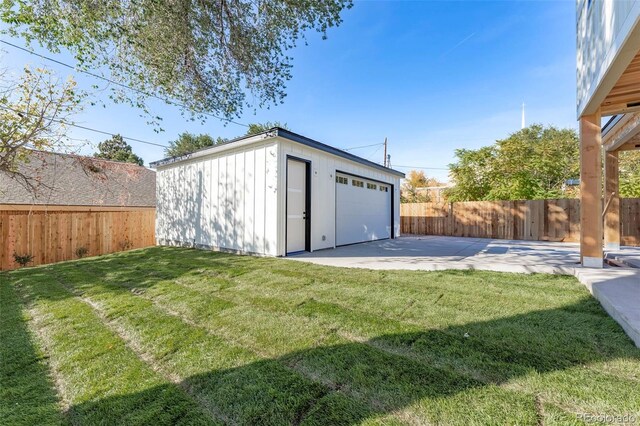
[336,173,391,246]
[286,159,307,254]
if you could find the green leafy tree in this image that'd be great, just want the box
[246,121,289,136]
[2,1,351,122]
[165,132,227,158]
[94,135,144,165]
[620,150,640,198]
[401,170,444,203]
[446,124,580,201]
[446,146,496,202]
[1,66,83,191]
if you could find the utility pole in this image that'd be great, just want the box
[383,137,388,167]
[521,102,526,129]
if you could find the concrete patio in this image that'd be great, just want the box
[290,235,640,347]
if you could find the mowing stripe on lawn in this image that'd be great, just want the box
[47,264,377,426]
[214,268,640,365]
[37,248,640,424]
[219,284,640,418]
[87,254,640,421]
[151,281,630,423]
[65,262,544,425]
[0,276,63,426]
[9,269,219,426]
[138,262,633,385]
[78,255,640,419]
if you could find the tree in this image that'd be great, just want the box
[446,124,580,201]
[620,150,640,198]
[165,132,227,158]
[2,1,352,122]
[401,170,445,203]
[445,147,495,202]
[246,121,289,136]
[0,66,83,191]
[94,135,144,165]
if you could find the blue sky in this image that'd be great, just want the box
[2,0,577,181]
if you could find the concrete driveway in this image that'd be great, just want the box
[290,235,587,274]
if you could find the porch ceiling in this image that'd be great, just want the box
[602,50,640,116]
[618,133,640,151]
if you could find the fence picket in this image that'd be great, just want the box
[400,199,639,246]
[0,207,155,270]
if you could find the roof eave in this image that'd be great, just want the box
[149,132,275,168]
[273,128,405,178]
[150,127,405,178]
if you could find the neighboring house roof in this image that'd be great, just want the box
[0,150,156,207]
[150,127,405,178]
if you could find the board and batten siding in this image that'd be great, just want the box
[277,137,401,256]
[155,141,279,255]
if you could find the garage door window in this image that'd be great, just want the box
[336,172,392,246]
[336,176,348,185]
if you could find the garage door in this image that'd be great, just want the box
[335,172,392,246]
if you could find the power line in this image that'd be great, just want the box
[0,104,169,148]
[365,144,384,163]
[1,39,250,128]
[342,142,384,151]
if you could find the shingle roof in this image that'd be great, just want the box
[0,151,156,207]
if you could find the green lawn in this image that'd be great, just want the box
[1,247,639,425]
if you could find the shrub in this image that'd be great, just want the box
[13,253,34,267]
[75,247,89,258]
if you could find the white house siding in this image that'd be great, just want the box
[276,137,401,256]
[155,141,279,256]
[577,0,640,116]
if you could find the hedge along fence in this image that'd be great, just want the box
[0,205,156,271]
[400,199,640,246]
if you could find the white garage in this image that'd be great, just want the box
[152,128,404,257]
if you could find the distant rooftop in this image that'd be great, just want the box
[0,150,156,207]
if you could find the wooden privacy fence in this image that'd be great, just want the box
[401,198,640,246]
[1,206,156,271]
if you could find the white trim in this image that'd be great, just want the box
[154,134,272,169]
[605,243,621,251]
[582,256,604,268]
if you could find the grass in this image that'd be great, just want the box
[1,247,639,425]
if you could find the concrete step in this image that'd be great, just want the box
[606,252,640,269]
[574,267,640,348]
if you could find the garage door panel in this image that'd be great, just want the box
[336,173,391,246]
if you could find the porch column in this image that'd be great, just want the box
[579,111,604,268]
[604,150,621,251]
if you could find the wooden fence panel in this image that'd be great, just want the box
[0,206,156,271]
[622,198,640,246]
[400,198,639,247]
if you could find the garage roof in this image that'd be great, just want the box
[150,127,405,178]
